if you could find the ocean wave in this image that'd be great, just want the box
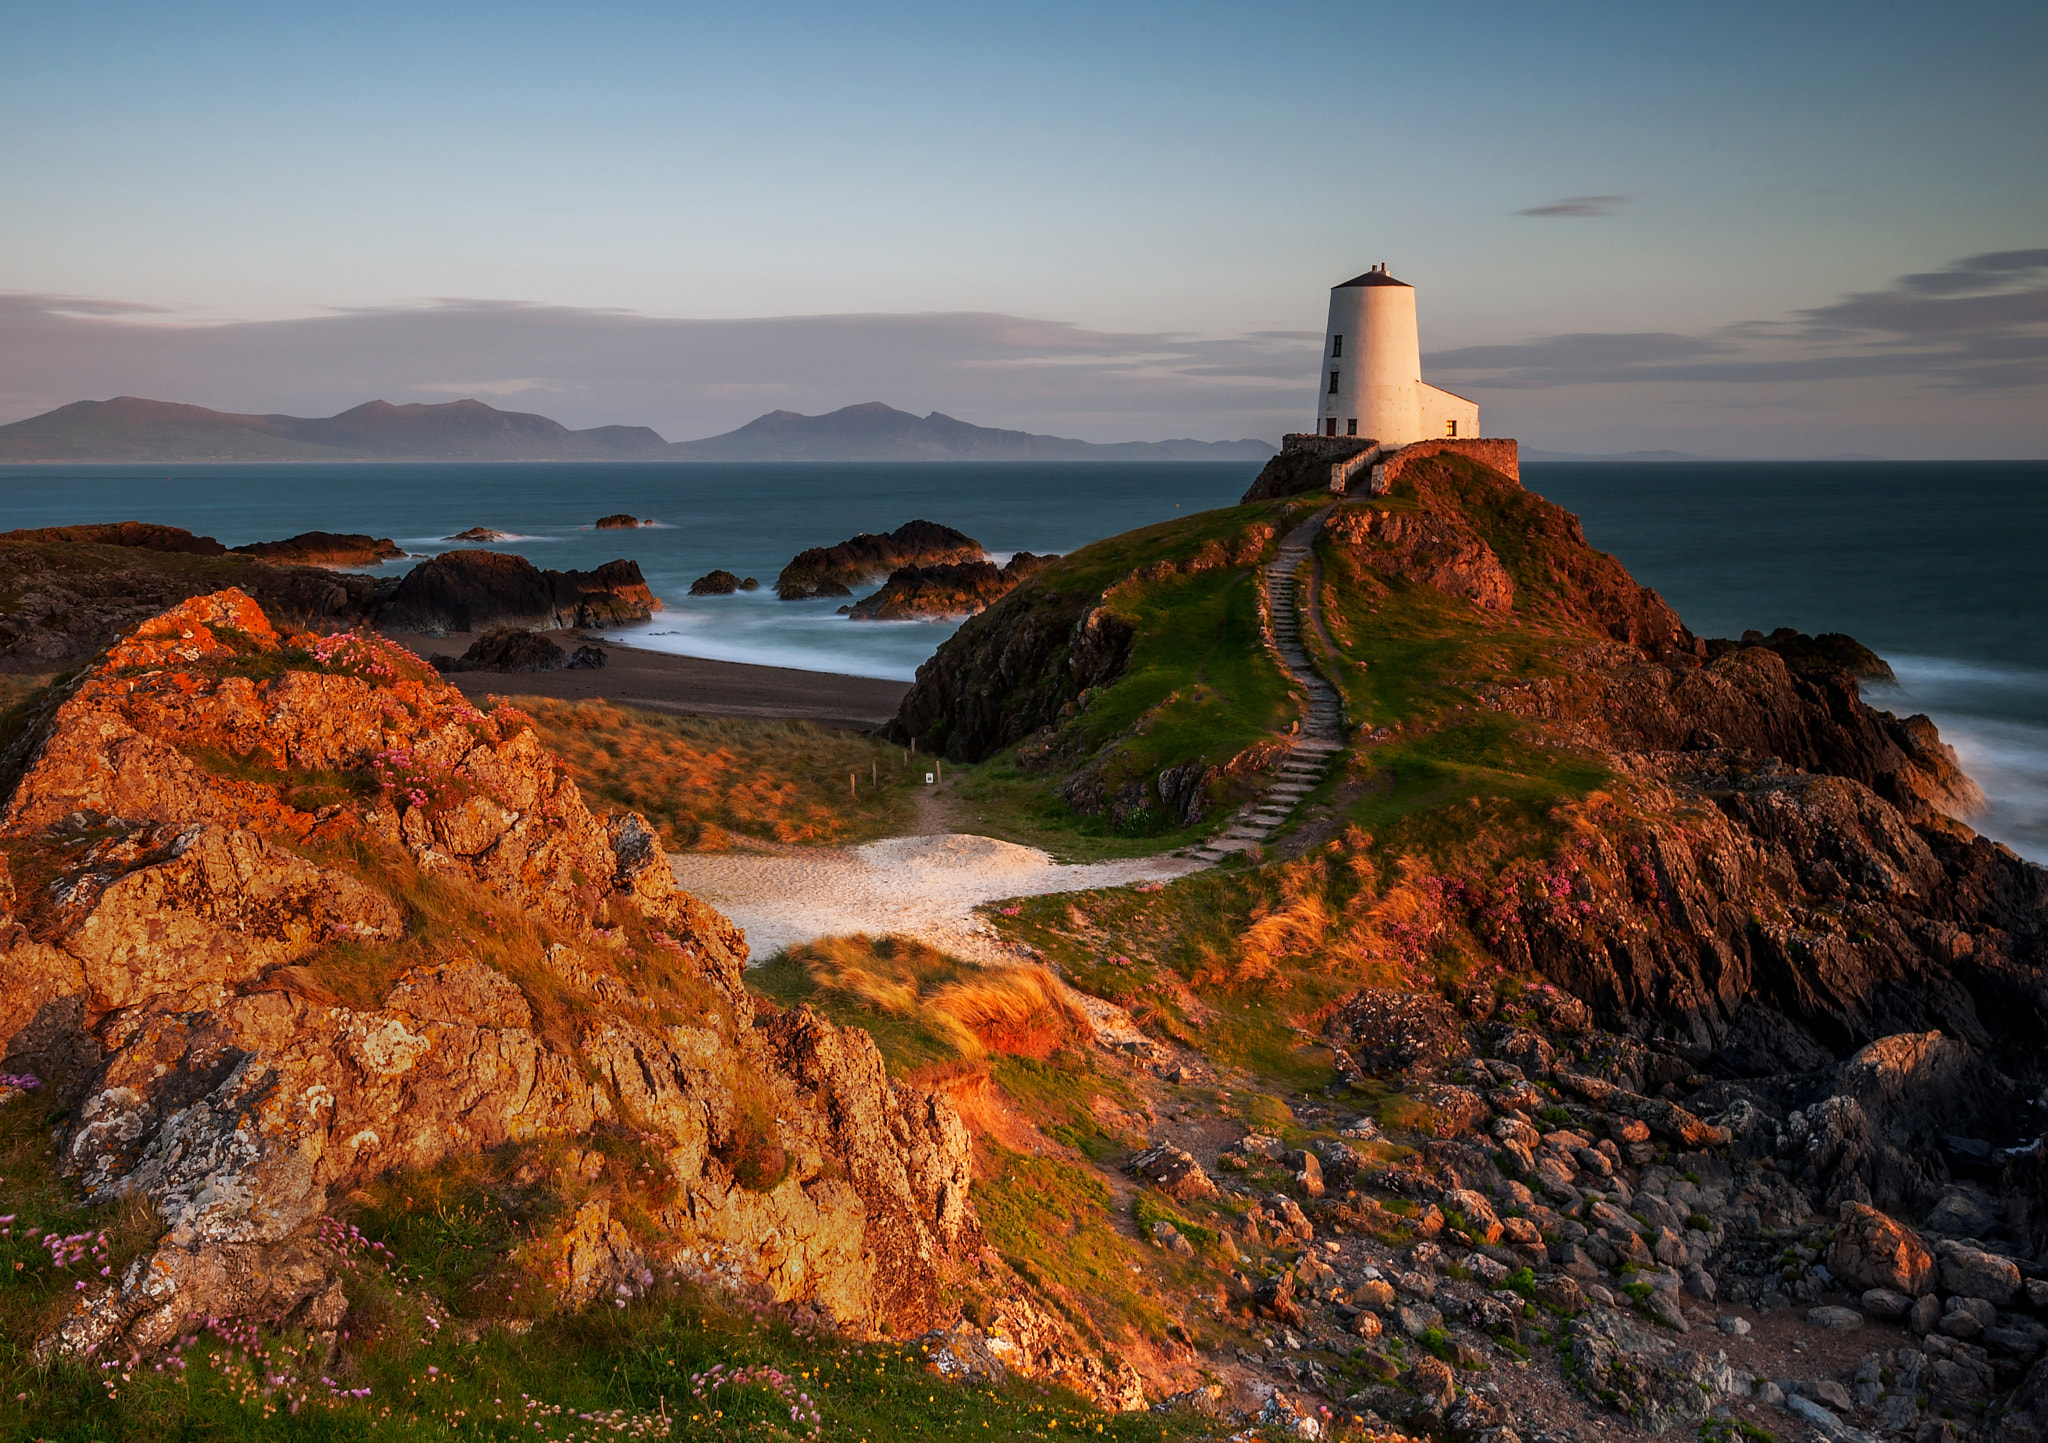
[403,533,558,546]
[1864,663,2048,863]
[596,623,923,682]
[1879,654,2048,695]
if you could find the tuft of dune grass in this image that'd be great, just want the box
[510,698,918,850]
[750,934,1090,1072]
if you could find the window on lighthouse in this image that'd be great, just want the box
[1346,419,1357,437]
[1328,371,1340,395]
[1445,420,1458,438]
[1331,335,1343,358]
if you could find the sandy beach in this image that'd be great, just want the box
[379,628,911,729]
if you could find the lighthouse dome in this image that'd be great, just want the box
[1335,268,1411,289]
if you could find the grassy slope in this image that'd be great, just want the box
[514,698,919,850]
[924,498,1322,860]
[948,456,1631,1098]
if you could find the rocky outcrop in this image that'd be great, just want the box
[376,551,659,633]
[1324,506,1515,614]
[846,552,1058,621]
[595,514,650,529]
[775,521,982,600]
[1,522,229,555]
[0,589,976,1360]
[886,521,1273,763]
[231,532,406,567]
[1705,626,1896,682]
[429,627,605,673]
[0,533,375,672]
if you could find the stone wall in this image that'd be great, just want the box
[1367,437,1519,493]
[1239,434,1380,503]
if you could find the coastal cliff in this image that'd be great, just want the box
[0,592,977,1361]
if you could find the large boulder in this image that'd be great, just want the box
[431,626,566,673]
[1828,1202,1937,1295]
[1938,1241,2022,1305]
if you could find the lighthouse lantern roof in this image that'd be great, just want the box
[1335,267,1411,289]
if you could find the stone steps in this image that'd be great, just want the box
[1190,510,1351,863]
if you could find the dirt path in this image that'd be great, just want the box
[668,829,1203,963]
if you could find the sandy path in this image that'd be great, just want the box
[668,833,1203,964]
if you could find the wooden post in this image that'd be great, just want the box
[849,770,856,798]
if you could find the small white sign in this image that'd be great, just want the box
[925,772,935,785]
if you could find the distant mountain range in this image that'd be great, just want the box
[669,402,1274,461]
[0,397,1277,464]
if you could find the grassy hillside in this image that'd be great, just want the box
[516,698,921,849]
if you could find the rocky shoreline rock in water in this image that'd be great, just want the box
[376,549,659,633]
[688,569,761,595]
[594,514,651,529]
[230,531,407,567]
[445,526,511,542]
[0,589,978,1360]
[775,520,983,600]
[846,552,1059,620]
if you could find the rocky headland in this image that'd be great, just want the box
[0,525,378,672]
[846,551,1059,621]
[0,590,978,1363]
[230,531,407,567]
[871,447,2048,1437]
[774,520,983,600]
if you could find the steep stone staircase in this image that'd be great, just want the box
[1189,507,1346,864]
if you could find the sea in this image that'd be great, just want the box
[1,459,2042,861]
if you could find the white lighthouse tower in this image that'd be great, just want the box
[1316,264,1477,447]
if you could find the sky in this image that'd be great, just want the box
[3,0,2044,455]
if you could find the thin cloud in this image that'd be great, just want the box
[0,293,1302,443]
[1428,247,2048,392]
[1516,194,1632,218]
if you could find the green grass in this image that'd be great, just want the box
[941,759,1210,863]
[974,1144,1193,1351]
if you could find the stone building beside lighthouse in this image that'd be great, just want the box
[1238,264,1516,503]
[1317,263,1477,444]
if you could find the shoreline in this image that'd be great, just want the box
[377,627,911,730]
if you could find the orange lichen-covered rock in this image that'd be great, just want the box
[0,589,977,1364]
[1829,1202,1937,1296]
